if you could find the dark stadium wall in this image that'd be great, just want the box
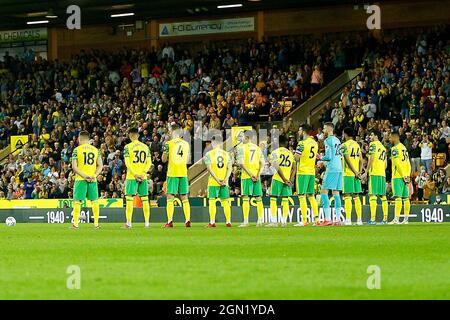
[50,0,450,61]
[52,24,151,61]
[264,0,448,35]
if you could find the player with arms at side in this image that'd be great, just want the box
[341,127,364,226]
[389,132,412,224]
[71,131,103,229]
[162,124,191,228]
[204,135,233,228]
[267,135,295,227]
[123,128,153,229]
[320,122,343,226]
[293,124,319,226]
[366,130,388,225]
[236,130,265,227]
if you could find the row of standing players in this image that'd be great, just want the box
[69,123,412,229]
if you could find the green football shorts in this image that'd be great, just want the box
[271,179,292,197]
[167,177,189,195]
[369,175,386,196]
[296,175,315,195]
[125,179,149,196]
[73,180,98,201]
[343,176,362,194]
[207,185,230,199]
[392,178,409,198]
[241,178,263,197]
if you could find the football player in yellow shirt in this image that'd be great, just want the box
[293,124,319,226]
[267,135,295,227]
[341,127,363,226]
[204,135,233,228]
[366,130,388,225]
[71,131,103,229]
[236,130,265,227]
[162,124,191,228]
[389,132,412,224]
[123,128,153,229]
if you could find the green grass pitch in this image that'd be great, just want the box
[0,223,449,300]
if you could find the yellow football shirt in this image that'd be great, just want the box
[270,147,294,183]
[391,143,412,179]
[368,140,386,177]
[204,148,231,187]
[164,137,190,177]
[236,142,263,179]
[124,140,152,180]
[71,143,99,181]
[341,139,361,177]
[295,137,318,175]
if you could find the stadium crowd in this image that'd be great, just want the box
[314,25,450,201]
[0,25,449,203]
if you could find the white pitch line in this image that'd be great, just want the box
[99,216,107,219]
[29,216,45,220]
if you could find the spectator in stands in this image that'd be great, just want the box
[222,113,235,129]
[363,96,377,119]
[434,169,447,193]
[420,135,434,175]
[331,102,344,126]
[415,166,428,201]
[23,177,35,199]
[410,138,422,174]
[310,65,323,94]
[151,164,166,196]
[423,175,437,203]
[442,177,450,194]
[228,168,241,197]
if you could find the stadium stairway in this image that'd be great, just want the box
[288,68,362,127]
[188,68,362,195]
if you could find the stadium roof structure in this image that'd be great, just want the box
[0,0,394,30]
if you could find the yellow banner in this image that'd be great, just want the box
[0,198,123,209]
[231,126,253,148]
[10,135,29,155]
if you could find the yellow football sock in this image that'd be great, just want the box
[403,198,410,217]
[125,196,133,224]
[281,198,289,223]
[381,196,388,221]
[354,196,362,221]
[73,201,81,227]
[308,195,319,222]
[394,198,402,218]
[92,200,100,226]
[242,197,250,223]
[369,195,377,221]
[221,199,231,223]
[209,199,217,223]
[142,196,150,224]
[167,198,174,222]
[256,198,264,222]
[182,199,191,222]
[344,196,352,221]
[270,197,278,222]
[299,196,308,224]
